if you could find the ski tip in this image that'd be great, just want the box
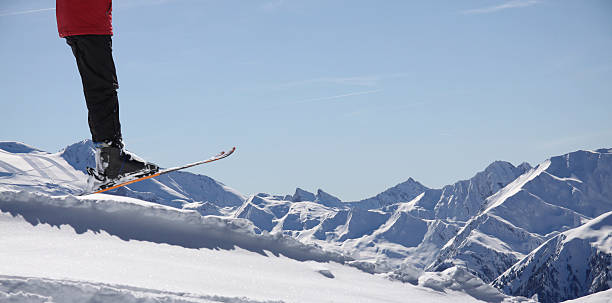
[214,147,236,159]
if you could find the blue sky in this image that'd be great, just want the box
[1,0,611,200]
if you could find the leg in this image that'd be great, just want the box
[67,35,157,184]
[66,35,122,145]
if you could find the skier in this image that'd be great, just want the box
[56,0,158,184]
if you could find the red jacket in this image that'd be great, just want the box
[56,0,113,38]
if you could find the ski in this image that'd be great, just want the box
[81,147,236,196]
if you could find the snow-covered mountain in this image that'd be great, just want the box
[428,149,612,287]
[349,177,429,209]
[492,211,612,302]
[1,140,611,302]
[233,159,536,273]
[232,148,611,302]
[0,181,515,302]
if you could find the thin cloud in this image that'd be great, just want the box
[461,0,540,15]
[293,89,382,104]
[282,76,381,88]
[276,73,410,89]
[262,0,286,11]
[0,7,55,17]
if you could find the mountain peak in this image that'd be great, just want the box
[483,160,517,174]
[315,189,342,206]
[397,177,427,188]
[517,162,532,173]
[292,187,316,202]
[404,177,420,184]
[352,177,429,208]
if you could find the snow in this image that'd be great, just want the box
[0,142,87,195]
[492,211,612,302]
[1,140,246,211]
[350,177,429,209]
[431,149,612,284]
[418,267,534,303]
[2,140,612,302]
[0,188,479,303]
[0,189,349,264]
[433,161,532,221]
[564,210,612,254]
[482,160,551,214]
[0,275,267,303]
[371,210,428,247]
[561,289,612,303]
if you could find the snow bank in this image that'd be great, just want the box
[0,189,349,264]
[0,198,482,302]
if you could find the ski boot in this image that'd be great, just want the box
[87,140,159,191]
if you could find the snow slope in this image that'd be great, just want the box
[562,289,612,303]
[0,141,86,195]
[0,188,486,303]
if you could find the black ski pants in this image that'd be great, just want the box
[66,35,122,144]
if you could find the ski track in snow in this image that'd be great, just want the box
[0,275,282,303]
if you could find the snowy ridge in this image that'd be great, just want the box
[395,160,532,221]
[432,161,532,221]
